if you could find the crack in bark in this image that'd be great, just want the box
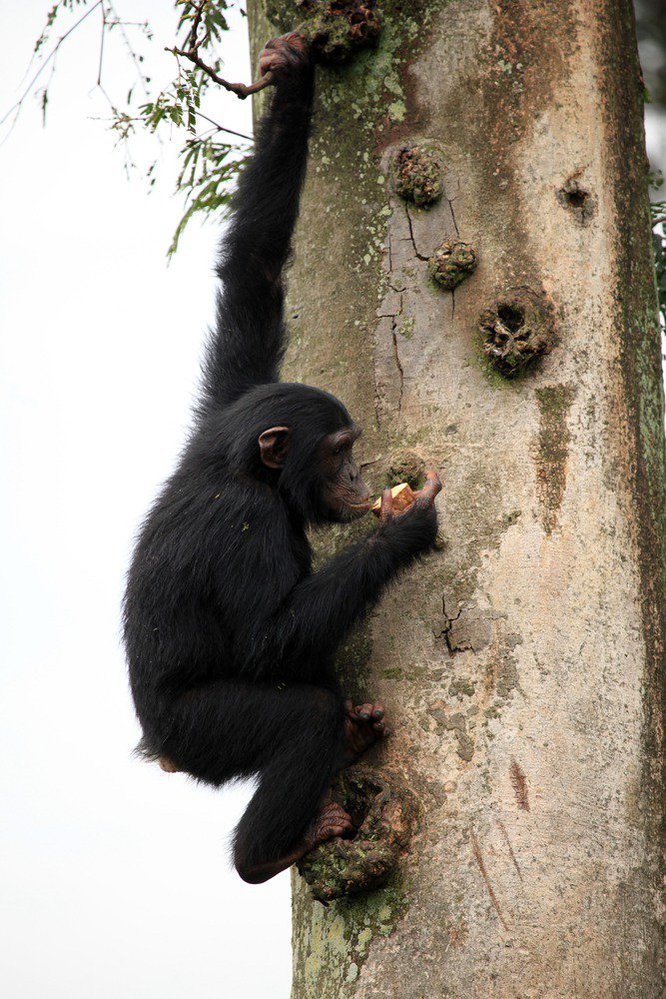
[447,196,460,236]
[372,362,382,430]
[375,279,405,415]
[405,205,428,260]
[441,595,463,655]
[391,319,404,412]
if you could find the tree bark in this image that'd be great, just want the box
[248,2,664,995]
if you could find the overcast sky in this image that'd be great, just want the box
[0,4,292,998]
[1,6,664,999]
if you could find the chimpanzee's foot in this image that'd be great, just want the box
[305,802,355,850]
[343,699,390,764]
[235,802,354,885]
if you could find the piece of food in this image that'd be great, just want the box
[371,482,416,516]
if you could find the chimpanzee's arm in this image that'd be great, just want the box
[260,504,438,667]
[201,36,315,410]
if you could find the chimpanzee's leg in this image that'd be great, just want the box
[232,690,352,883]
[231,691,392,882]
[157,680,353,880]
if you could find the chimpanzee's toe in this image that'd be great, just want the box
[343,700,390,763]
[310,803,354,846]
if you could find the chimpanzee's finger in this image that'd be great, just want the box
[281,31,308,53]
[356,702,374,720]
[259,53,278,77]
[415,470,442,506]
[424,470,442,495]
[371,705,384,719]
[380,488,394,521]
[260,34,308,67]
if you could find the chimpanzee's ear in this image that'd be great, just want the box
[258,426,292,469]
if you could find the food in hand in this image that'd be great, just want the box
[371,482,416,516]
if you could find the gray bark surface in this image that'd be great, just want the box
[247,2,665,995]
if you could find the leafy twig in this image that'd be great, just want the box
[169,0,272,100]
[7,1,254,255]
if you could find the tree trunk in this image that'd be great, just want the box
[248,2,664,995]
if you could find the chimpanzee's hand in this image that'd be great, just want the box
[377,471,441,553]
[258,34,311,82]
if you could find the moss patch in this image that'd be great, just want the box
[396,315,415,339]
[449,677,476,698]
[428,239,478,291]
[266,0,382,64]
[386,448,427,489]
[393,142,445,206]
[428,703,476,761]
[298,765,418,901]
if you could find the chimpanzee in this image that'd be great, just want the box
[123,33,441,884]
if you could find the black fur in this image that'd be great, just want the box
[123,44,438,879]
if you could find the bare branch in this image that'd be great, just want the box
[106,0,151,97]
[1,0,104,129]
[194,109,253,142]
[97,2,107,88]
[168,44,273,99]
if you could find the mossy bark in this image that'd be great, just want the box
[248,1,665,995]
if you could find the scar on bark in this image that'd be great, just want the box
[557,175,597,224]
[470,829,509,931]
[496,819,523,880]
[480,287,556,377]
[510,758,530,811]
[297,765,418,902]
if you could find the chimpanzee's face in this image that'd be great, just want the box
[318,425,370,522]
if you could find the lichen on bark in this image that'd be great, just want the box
[264,0,382,64]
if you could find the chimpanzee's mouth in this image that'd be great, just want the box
[345,497,371,510]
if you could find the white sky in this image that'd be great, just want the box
[1,6,664,999]
[0,4,292,998]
